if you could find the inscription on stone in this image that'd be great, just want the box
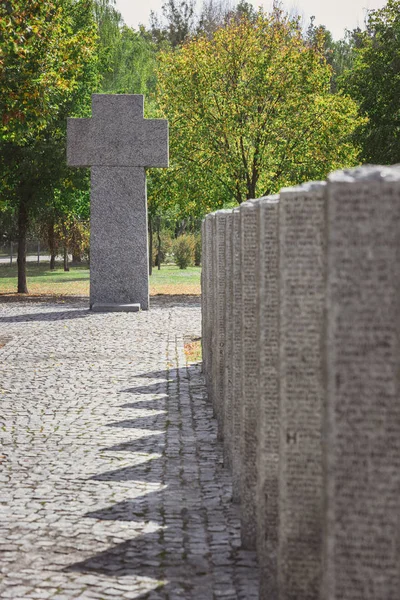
[323,166,400,600]
[278,182,326,600]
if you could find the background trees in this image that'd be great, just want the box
[0,0,98,291]
[2,0,400,292]
[157,8,362,204]
[340,0,400,164]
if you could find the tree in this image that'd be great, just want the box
[0,0,98,292]
[340,0,400,164]
[305,17,358,91]
[157,7,363,205]
[150,0,196,48]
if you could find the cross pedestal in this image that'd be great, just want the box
[67,94,169,311]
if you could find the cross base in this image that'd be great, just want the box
[91,303,141,313]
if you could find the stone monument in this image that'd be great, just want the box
[278,182,326,600]
[323,166,400,600]
[240,199,260,549]
[256,195,279,600]
[67,94,169,311]
[231,207,242,503]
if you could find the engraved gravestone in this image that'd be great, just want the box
[223,210,234,466]
[278,182,326,600]
[67,94,169,311]
[214,210,230,435]
[231,207,242,502]
[204,214,216,404]
[256,196,280,600]
[240,199,260,549]
[323,166,400,600]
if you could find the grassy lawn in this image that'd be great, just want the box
[0,262,201,297]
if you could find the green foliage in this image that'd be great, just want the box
[0,0,98,291]
[194,233,202,266]
[0,0,98,144]
[152,229,173,265]
[305,17,359,91]
[340,0,400,164]
[173,233,196,269]
[95,0,157,95]
[157,7,362,206]
[150,0,196,48]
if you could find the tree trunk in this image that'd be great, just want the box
[72,252,82,264]
[17,195,29,294]
[63,246,69,272]
[48,219,56,270]
[148,216,153,276]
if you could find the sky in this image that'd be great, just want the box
[114,0,388,40]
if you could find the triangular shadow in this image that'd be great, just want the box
[89,457,167,483]
[119,398,167,411]
[106,414,167,430]
[101,435,166,454]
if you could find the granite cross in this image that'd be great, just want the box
[67,94,169,311]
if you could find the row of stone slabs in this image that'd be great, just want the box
[201,165,400,600]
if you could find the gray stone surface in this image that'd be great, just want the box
[67,95,169,168]
[323,166,400,600]
[206,214,216,409]
[90,166,149,310]
[231,208,242,504]
[91,303,141,312]
[0,296,259,600]
[255,196,279,600]
[278,182,326,600]
[67,95,169,311]
[239,199,260,549]
[201,219,207,377]
[213,210,230,437]
[223,211,234,467]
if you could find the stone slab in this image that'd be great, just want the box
[255,196,279,600]
[239,199,260,549]
[278,181,326,600]
[213,210,230,436]
[205,213,216,408]
[67,94,169,168]
[223,210,234,467]
[323,166,400,600]
[231,207,242,503]
[90,166,149,310]
[91,303,140,312]
[201,219,207,377]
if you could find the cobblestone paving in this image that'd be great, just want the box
[0,297,258,600]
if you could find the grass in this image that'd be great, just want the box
[0,262,201,297]
[184,339,202,363]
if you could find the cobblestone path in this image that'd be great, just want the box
[0,298,258,600]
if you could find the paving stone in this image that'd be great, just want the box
[0,297,258,599]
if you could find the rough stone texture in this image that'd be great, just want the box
[223,211,234,467]
[91,303,140,313]
[67,95,168,311]
[239,199,260,549]
[202,214,214,401]
[231,208,242,504]
[201,219,207,379]
[90,167,148,309]
[323,166,400,600]
[278,182,326,600]
[0,297,259,600]
[67,95,169,168]
[255,196,280,600]
[213,211,229,437]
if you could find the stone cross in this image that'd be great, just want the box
[67,94,169,311]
